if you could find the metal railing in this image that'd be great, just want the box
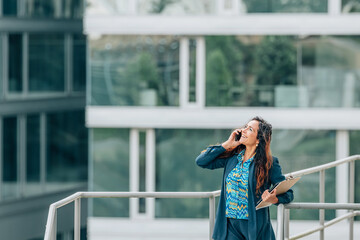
[44,155,360,240]
[44,190,221,240]
[277,203,360,240]
[276,154,360,240]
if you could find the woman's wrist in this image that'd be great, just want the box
[221,141,232,151]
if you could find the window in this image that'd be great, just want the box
[3,0,17,16]
[26,115,41,196]
[29,34,65,92]
[0,35,3,99]
[155,129,225,218]
[90,35,180,106]
[24,0,84,19]
[271,129,336,220]
[241,0,327,13]
[91,128,130,217]
[350,130,360,221]
[9,34,22,93]
[342,0,360,13]
[2,116,18,199]
[63,0,84,18]
[137,0,216,15]
[73,34,86,92]
[205,35,360,108]
[46,111,87,188]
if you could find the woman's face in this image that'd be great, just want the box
[239,120,260,147]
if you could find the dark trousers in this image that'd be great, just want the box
[226,218,249,240]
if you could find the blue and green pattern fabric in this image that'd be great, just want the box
[225,150,254,219]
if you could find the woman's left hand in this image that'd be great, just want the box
[261,189,279,204]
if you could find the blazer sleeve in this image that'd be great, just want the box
[195,145,228,170]
[270,157,294,205]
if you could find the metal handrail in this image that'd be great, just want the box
[44,190,221,240]
[284,155,360,179]
[277,154,360,240]
[44,155,360,240]
[277,203,360,240]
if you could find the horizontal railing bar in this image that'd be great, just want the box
[289,211,360,240]
[285,202,360,210]
[51,192,82,209]
[81,190,221,199]
[285,155,360,179]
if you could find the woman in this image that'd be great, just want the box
[196,116,293,240]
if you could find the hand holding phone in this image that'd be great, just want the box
[235,130,242,141]
[222,129,242,151]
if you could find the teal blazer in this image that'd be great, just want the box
[196,145,294,240]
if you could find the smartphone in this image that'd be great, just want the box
[235,131,242,141]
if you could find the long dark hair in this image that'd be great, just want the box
[219,116,273,193]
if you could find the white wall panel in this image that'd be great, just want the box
[87,107,360,130]
[85,15,360,35]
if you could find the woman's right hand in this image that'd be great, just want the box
[221,129,242,151]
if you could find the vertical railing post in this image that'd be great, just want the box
[349,213,354,240]
[349,160,355,240]
[52,210,57,240]
[209,195,215,240]
[319,170,325,240]
[349,160,355,204]
[284,208,290,240]
[276,204,284,240]
[74,198,81,240]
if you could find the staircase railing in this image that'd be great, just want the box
[44,155,360,240]
[44,190,221,240]
[276,154,360,240]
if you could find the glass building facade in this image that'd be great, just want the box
[2,0,360,239]
[0,0,87,239]
[86,2,360,236]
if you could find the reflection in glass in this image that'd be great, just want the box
[241,0,327,13]
[3,0,17,16]
[46,111,87,190]
[137,0,216,15]
[155,129,336,220]
[2,117,18,200]
[63,0,84,18]
[24,0,84,18]
[271,129,336,220]
[0,35,2,99]
[86,0,216,16]
[205,35,360,108]
[342,0,360,13]
[350,130,360,221]
[86,0,130,16]
[91,128,130,217]
[189,39,197,102]
[73,34,86,92]
[155,129,226,218]
[25,0,61,18]
[90,35,180,106]
[9,34,22,93]
[29,34,64,92]
[206,36,239,106]
[139,131,146,213]
[26,115,41,196]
